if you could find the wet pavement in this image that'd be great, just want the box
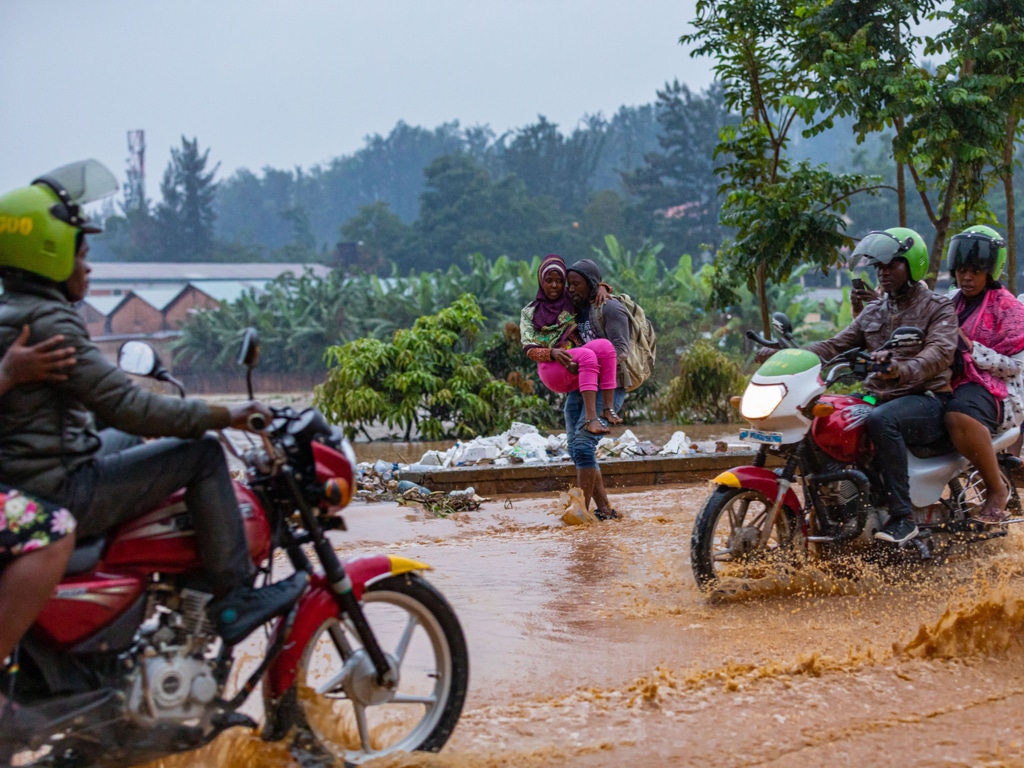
[145,481,1024,768]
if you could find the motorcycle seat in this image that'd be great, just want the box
[65,535,107,576]
[907,436,955,459]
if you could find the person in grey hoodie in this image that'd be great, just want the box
[564,259,630,521]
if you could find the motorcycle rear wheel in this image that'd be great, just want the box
[288,572,468,766]
[691,485,800,592]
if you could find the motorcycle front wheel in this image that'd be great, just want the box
[690,485,800,592]
[288,573,468,766]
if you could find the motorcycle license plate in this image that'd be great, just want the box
[739,428,783,444]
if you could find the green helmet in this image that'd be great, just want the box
[946,224,1006,280]
[852,227,929,283]
[0,160,117,282]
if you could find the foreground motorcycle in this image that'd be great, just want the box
[690,313,1023,592]
[1,332,468,766]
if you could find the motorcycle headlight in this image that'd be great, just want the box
[741,383,787,420]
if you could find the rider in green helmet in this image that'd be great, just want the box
[0,161,308,649]
[942,224,1024,524]
[757,226,958,545]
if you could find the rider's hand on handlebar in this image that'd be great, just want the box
[228,401,272,432]
[755,347,776,365]
[869,350,901,380]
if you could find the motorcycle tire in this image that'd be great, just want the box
[691,485,800,593]
[282,572,468,766]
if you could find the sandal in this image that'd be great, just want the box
[971,508,1009,525]
[602,407,623,425]
[584,417,609,435]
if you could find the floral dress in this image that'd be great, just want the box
[0,484,75,564]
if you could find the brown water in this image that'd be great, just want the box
[353,422,740,465]
[142,478,1024,767]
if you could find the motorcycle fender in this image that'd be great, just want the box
[263,554,431,699]
[711,466,801,514]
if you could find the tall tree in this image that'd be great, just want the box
[622,80,736,262]
[681,0,878,334]
[155,136,220,262]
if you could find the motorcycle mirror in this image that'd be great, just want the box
[886,326,925,349]
[771,312,793,337]
[238,328,260,369]
[118,340,159,377]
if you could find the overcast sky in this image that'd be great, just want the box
[1,1,710,200]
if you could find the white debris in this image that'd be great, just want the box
[659,431,691,455]
[505,421,540,439]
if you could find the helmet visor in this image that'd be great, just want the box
[851,231,911,267]
[35,159,118,206]
[947,233,999,274]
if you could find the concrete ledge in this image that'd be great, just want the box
[400,451,780,496]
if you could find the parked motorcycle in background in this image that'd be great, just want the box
[690,313,1023,592]
[1,330,469,767]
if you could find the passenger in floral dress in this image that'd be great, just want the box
[0,325,77,676]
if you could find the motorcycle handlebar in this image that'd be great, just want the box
[746,330,780,348]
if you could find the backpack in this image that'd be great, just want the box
[594,294,657,392]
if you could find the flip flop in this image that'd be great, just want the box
[584,417,609,435]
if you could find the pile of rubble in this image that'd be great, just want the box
[352,422,748,510]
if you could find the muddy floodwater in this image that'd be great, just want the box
[145,480,1024,768]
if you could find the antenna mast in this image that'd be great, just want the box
[125,129,146,211]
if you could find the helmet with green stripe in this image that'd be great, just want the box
[947,224,1006,281]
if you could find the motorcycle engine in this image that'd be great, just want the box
[126,589,220,724]
[815,462,861,524]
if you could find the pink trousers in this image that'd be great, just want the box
[537,338,617,394]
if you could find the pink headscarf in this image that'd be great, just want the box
[956,285,1024,399]
[530,254,577,331]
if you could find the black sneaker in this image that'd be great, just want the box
[595,508,621,521]
[208,571,309,646]
[874,516,919,545]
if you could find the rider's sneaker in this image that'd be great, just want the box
[595,507,621,521]
[208,571,309,646]
[874,516,919,545]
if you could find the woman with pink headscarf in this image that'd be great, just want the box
[520,254,619,435]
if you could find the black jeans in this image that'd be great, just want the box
[863,393,948,519]
[59,433,255,588]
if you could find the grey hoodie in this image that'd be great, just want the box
[567,259,633,388]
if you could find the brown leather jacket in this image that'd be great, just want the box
[806,281,957,402]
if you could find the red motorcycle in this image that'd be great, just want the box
[1,332,468,767]
[690,314,1023,592]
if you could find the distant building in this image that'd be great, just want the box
[77,262,333,345]
[86,262,332,298]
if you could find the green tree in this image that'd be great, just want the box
[155,136,220,261]
[338,201,409,275]
[315,294,548,440]
[796,0,1012,284]
[623,80,736,263]
[681,0,878,334]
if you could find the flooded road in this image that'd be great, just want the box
[147,481,1024,767]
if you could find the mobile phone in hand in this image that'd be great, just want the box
[852,278,870,292]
